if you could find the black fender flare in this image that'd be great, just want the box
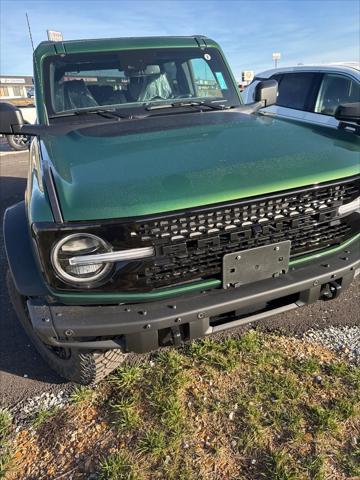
[3,201,49,297]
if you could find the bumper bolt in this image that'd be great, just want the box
[144,324,151,329]
[42,318,50,323]
[169,305,177,309]
[64,329,74,337]
[235,255,241,260]
[139,310,147,316]
[175,317,182,323]
[313,280,319,286]
[198,312,206,319]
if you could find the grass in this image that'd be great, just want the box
[307,404,339,434]
[5,331,360,479]
[0,409,13,479]
[31,406,60,430]
[0,409,12,443]
[110,365,143,390]
[340,435,360,476]
[111,398,140,432]
[70,385,96,404]
[137,429,167,457]
[262,449,299,480]
[99,452,144,480]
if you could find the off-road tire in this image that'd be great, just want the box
[6,134,31,151]
[7,270,126,385]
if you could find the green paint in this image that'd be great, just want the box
[26,173,54,223]
[50,278,221,305]
[289,233,360,266]
[40,117,359,222]
[32,35,359,223]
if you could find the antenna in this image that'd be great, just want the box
[25,12,49,124]
[26,13,35,52]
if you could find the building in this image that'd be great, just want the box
[0,75,33,99]
[242,71,255,83]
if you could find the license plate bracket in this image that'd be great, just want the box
[222,241,291,289]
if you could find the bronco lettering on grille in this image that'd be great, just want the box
[135,178,359,288]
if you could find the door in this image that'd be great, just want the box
[303,73,360,128]
[262,72,319,122]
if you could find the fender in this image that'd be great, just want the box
[4,201,49,297]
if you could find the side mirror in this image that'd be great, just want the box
[335,102,360,124]
[0,102,25,134]
[254,79,278,107]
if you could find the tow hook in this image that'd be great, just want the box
[171,325,182,347]
[321,281,342,300]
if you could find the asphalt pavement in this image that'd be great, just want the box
[0,144,68,409]
[0,144,359,408]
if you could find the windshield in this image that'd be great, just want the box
[44,47,240,116]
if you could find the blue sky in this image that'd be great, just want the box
[1,0,359,79]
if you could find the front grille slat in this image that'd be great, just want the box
[134,178,359,289]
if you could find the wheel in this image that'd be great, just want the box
[6,271,126,385]
[6,133,31,151]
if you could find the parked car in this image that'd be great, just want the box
[1,102,36,150]
[0,37,359,385]
[243,63,360,129]
[27,87,35,98]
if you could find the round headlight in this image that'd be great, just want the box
[51,233,113,285]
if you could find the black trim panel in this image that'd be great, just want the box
[43,162,63,223]
[27,239,359,353]
[3,202,49,297]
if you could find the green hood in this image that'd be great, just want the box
[41,112,360,222]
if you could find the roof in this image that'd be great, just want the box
[0,75,33,84]
[34,36,219,59]
[255,63,360,79]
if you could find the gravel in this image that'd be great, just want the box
[303,325,360,366]
[10,389,73,427]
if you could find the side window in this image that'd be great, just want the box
[315,74,360,116]
[189,58,223,98]
[275,73,316,110]
[163,61,179,95]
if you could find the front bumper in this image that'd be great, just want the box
[27,239,360,353]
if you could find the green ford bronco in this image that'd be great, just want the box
[1,36,359,384]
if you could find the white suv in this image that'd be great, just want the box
[243,63,360,128]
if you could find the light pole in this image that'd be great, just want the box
[272,52,281,69]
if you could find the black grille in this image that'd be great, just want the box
[135,178,359,288]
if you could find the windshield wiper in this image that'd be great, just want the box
[51,108,131,120]
[72,108,130,119]
[145,101,230,112]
